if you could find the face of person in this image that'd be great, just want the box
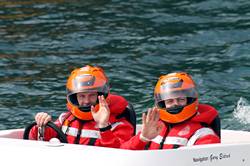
[76,92,98,106]
[164,97,187,109]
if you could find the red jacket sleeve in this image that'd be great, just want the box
[120,132,148,150]
[29,114,64,141]
[96,119,134,148]
[29,125,59,141]
[194,134,221,145]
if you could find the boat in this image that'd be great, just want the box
[0,124,250,166]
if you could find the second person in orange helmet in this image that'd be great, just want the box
[121,72,220,150]
[30,65,134,148]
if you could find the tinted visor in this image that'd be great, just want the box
[155,88,197,103]
[67,74,109,95]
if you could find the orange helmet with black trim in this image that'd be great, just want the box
[154,72,198,124]
[66,65,110,120]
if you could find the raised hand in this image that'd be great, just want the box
[35,112,52,127]
[91,95,110,128]
[140,107,162,142]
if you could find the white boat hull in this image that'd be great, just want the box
[0,127,250,166]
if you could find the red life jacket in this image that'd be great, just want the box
[57,94,131,145]
[146,104,220,149]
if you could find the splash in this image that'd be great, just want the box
[233,97,250,124]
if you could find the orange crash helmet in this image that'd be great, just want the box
[154,72,198,124]
[66,65,110,120]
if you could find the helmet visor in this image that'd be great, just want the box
[155,88,197,102]
[67,74,109,95]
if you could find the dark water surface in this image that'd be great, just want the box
[1,0,250,131]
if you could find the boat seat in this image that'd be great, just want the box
[202,115,221,138]
[116,103,137,135]
[210,115,221,138]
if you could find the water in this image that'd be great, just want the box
[0,0,250,131]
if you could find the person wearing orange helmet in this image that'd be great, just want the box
[29,65,134,148]
[121,72,220,150]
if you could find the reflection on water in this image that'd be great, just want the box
[0,0,250,130]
